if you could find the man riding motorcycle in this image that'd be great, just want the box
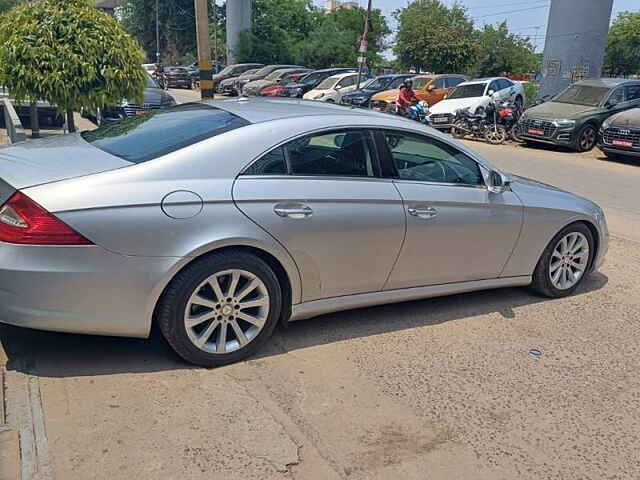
[396,80,418,117]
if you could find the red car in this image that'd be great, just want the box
[259,72,309,97]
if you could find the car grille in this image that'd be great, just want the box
[123,101,169,117]
[430,113,453,125]
[521,118,556,138]
[603,127,640,148]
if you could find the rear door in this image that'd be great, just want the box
[233,128,406,302]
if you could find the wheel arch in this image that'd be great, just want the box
[548,219,600,272]
[147,241,300,338]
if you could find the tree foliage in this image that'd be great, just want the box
[393,0,478,74]
[0,0,146,116]
[474,22,540,76]
[0,0,19,15]
[604,11,640,77]
[236,0,390,68]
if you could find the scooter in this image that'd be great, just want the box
[407,100,431,126]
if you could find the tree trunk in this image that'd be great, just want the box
[29,102,40,138]
[66,108,76,133]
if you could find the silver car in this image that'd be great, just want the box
[0,99,608,366]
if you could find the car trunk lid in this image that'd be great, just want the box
[0,133,131,189]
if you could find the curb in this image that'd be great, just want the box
[0,338,20,480]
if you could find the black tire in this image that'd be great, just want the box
[575,124,597,152]
[530,222,595,298]
[157,251,283,367]
[484,125,507,144]
[451,121,466,139]
[510,123,523,143]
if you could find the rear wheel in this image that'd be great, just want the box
[530,223,594,298]
[158,251,282,367]
[510,123,523,143]
[451,121,467,139]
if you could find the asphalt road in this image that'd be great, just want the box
[1,97,639,480]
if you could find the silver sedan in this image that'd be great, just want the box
[0,99,608,366]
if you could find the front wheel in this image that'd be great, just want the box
[530,223,594,298]
[510,123,523,143]
[451,121,467,139]
[158,251,283,367]
[484,125,507,144]
[575,124,597,152]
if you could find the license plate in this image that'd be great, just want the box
[528,128,545,136]
[612,139,633,147]
[135,110,149,116]
[372,107,382,112]
[433,117,448,123]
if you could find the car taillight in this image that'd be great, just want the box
[0,192,93,245]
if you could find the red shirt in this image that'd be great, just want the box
[397,87,418,109]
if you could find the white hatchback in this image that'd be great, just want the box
[303,72,363,103]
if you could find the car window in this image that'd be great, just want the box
[412,77,432,90]
[501,79,514,90]
[390,77,410,89]
[448,83,486,99]
[608,87,625,104]
[337,75,357,88]
[286,130,377,177]
[446,77,465,88]
[384,132,483,186]
[242,147,287,175]
[433,78,446,89]
[625,85,640,102]
[488,81,500,93]
[81,104,250,164]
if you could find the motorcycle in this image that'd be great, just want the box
[407,100,431,126]
[496,100,524,142]
[451,106,492,142]
[482,101,508,144]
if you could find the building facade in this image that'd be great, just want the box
[325,0,359,12]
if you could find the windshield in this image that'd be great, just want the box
[219,65,236,75]
[390,77,411,89]
[254,66,275,76]
[146,76,158,88]
[553,85,610,106]
[81,104,250,164]
[265,69,284,81]
[412,77,433,90]
[317,76,339,90]
[448,83,487,99]
[298,71,329,85]
[364,77,393,90]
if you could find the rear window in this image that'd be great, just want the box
[81,104,250,164]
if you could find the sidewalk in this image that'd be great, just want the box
[0,341,19,480]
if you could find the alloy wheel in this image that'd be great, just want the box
[579,126,596,151]
[184,269,270,354]
[549,232,590,290]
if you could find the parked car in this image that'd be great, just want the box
[279,68,358,98]
[302,72,364,103]
[81,75,176,126]
[427,77,524,129]
[242,68,311,97]
[370,74,467,114]
[233,65,304,96]
[341,74,416,108]
[218,68,261,95]
[164,67,194,89]
[212,63,264,92]
[598,106,640,159]
[519,78,640,152]
[259,72,309,97]
[0,99,608,367]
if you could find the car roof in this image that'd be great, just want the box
[206,97,387,124]
[574,78,639,88]
[325,72,358,80]
[309,67,357,74]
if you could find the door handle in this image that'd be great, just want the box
[408,206,437,219]
[274,203,313,219]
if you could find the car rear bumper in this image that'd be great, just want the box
[0,242,176,338]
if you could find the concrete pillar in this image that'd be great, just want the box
[539,0,614,99]
[226,0,252,65]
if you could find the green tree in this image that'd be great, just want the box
[475,22,540,76]
[394,0,479,74]
[604,12,640,77]
[0,0,19,15]
[294,7,390,68]
[0,0,146,132]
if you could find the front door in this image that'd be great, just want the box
[233,128,406,301]
[377,130,524,290]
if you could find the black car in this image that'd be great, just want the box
[233,64,304,95]
[279,68,358,98]
[165,67,194,89]
[341,74,415,107]
[598,106,640,160]
[82,75,176,126]
[211,63,264,91]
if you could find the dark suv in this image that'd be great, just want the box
[598,107,640,160]
[279,68,358,98]
[519,78,640,152]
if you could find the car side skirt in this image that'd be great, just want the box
[290,276,532,321]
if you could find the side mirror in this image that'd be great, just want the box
[487,89,495,97]
[488,170,509,194]
[427,84,435,92]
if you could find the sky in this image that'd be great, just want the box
[313,0,640,53]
